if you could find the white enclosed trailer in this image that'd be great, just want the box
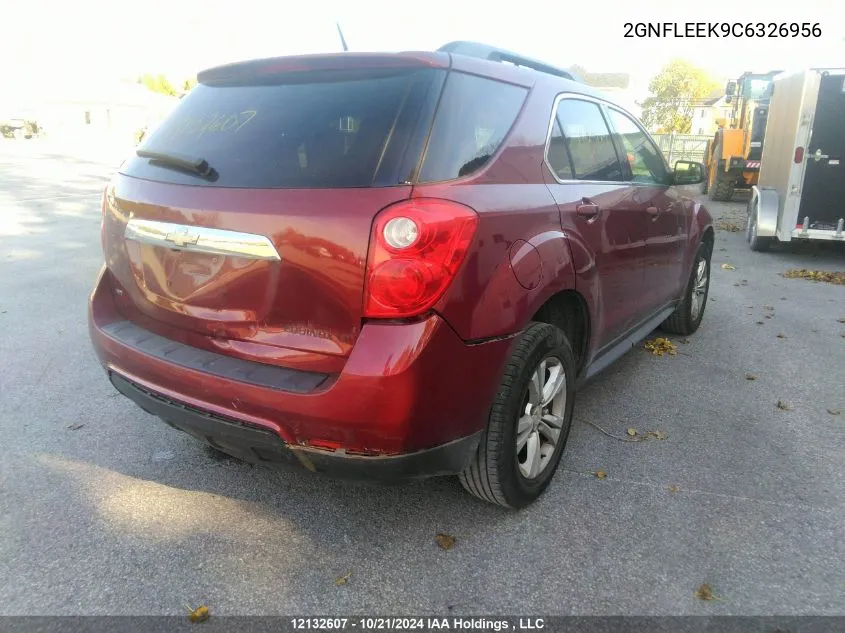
[746,68,845,251]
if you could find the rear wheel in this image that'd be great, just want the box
[459,322,576,509]
[660,240,711,335]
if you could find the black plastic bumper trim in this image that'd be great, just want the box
[109,372,481,481]
[102,320,329,393]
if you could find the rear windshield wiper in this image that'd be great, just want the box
[136,149,216,180]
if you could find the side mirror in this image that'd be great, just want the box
[673,160,705,186]
[726,80,737,96]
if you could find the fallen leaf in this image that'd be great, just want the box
[776,400,793,411]
[756,321,765,325]
[828,409,841,416]
[679,338,690,344]
[765,315,772,319]
[838,318,845,324]
[648,430,668,440]
[720,263,736,270]
[627,428,638,437]
[745,373,758,381]
[694,583,715,601]
[719,247,727,251]
[644,337,677,357]
[764,305,774,311]
[733,283,740,287]
[186,605,210,623]
[783,269,845,285]
[67,423,85,431]
[594,470,607,479]
[667,484,681,493]
[776,333,787,339]
[435,533,456,550]
[780,297,787,301]
[335,571,352,586]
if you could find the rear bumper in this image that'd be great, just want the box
[89,266,513,478]
[109,372,481,480]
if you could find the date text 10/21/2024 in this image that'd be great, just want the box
[290,618,546,631]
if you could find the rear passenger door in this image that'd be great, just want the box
[605,107,687,314]
[545,96,647,350]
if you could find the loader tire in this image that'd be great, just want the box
[710,178,735,202]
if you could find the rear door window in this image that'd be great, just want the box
[605,107,670,185]
[547,118,575,180]
[553,99,623,182]
[417,72,528,183]
[123,67,441,188]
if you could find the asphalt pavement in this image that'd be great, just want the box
[1,138,844,616]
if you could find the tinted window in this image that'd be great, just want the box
[554,99,623,182]
[606,108,670,185]
[417,72,528,183]
[122,68,439,188]
[547,118,574,180]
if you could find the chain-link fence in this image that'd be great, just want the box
[652,134,712,166]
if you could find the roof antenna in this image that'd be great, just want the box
[336,23,349,52]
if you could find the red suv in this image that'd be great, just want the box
[89,42,712,508]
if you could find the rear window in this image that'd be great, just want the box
[123,67,441,188]
[417,72,528,183]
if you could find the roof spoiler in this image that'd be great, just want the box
[437,41,579,82]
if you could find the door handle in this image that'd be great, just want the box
[576,203,600,219]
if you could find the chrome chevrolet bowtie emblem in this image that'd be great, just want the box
[164,228,200,247]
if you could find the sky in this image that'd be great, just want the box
[3,0,843,104]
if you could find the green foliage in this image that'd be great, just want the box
[138,74,197,97]
[138,73,178,97]
[641,60,719,133]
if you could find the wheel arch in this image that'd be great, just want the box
[750,186,779,238]
[529,290,591,377]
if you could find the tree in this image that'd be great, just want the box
[640,60,720,134]
[138,73,178,97]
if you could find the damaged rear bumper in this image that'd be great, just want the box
[109,371,481,480]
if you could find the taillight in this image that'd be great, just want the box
[794,147,804,163]
[363,198,478,319]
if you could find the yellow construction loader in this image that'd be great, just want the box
[702,71,781,201]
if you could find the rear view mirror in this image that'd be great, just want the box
[725,80,737,96]
[673,160,704,186]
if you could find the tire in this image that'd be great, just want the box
[660,240,712,336]
[747,210,773,252]
[709,177,735,202]
[459,322,576,509]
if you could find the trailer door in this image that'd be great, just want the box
[798,72,845,228]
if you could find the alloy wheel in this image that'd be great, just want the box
[515,357,567,480]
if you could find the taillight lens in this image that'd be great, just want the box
[364,198,478,319]
[794,147,804,163]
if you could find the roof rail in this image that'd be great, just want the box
[437,41,579,82]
